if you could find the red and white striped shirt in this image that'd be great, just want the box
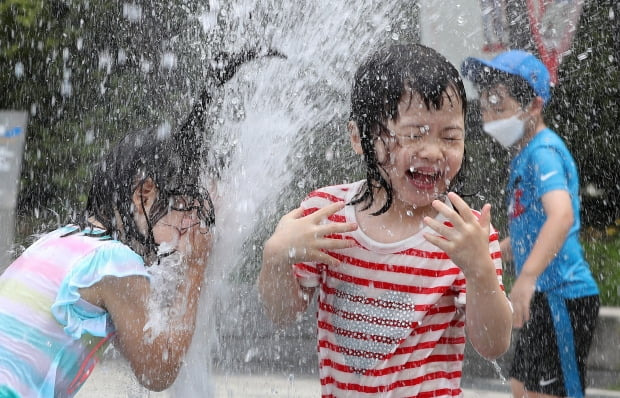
[294,181,504,398]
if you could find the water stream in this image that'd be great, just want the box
[170,1,416,395]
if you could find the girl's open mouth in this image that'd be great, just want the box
[406,167,441,190]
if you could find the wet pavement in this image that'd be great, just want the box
[78,358,620,398]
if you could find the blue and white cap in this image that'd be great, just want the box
[461,50,551,105]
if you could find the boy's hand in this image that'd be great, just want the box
[265,201,358,267]
[423,192,494,277]
[509,273,536,328]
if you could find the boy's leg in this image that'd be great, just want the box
[510,382,564,398]
[510,378,526,398]
[566,295,600,395]
[509,292,565,396]
[509,292,600,398]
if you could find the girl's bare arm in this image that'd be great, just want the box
[424,192,512,359]
[87,228,209,391]
[257,202,357,326]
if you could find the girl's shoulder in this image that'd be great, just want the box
[55,225,143,268]
[302,181,363,207]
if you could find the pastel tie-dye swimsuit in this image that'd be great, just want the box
[0,225,149,398]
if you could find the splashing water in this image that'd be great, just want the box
[490,360,507,384]
[143,245,187,342]
[167,1,416,396]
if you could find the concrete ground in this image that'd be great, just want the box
[78,358,620,398]
[78,360,508,397]
[75,302,620,397]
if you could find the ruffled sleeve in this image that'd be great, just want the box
[51,242,149,339]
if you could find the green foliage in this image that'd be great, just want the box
[583,234,620,306]
[0,0,44,31]
[1,0,209,233]
[546,0,620,228]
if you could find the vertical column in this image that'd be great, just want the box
[0,111,28,271]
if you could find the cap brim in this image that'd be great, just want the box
[461,56,504,85]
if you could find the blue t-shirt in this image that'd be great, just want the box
[506,128,598,298]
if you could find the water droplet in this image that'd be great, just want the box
[325,147,334,161]
[117,49,127,65]
[122,2,142,22]
[140,59,152,73]
[14,62,24,78]
[490,360,507,383]
[244,347,259,363]
[156,121,171,140]
[160,52,177,71]
[85,130,95,144]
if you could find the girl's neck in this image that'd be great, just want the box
[87,217,106,230]
[354,190,439,243]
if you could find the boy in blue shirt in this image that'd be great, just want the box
[461,50,599,398]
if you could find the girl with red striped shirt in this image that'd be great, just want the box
[258,43,512,398]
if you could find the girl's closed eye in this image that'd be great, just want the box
[399,126,428,143]
[406,129,424,140]
[443,130,464,141]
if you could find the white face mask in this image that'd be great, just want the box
[482,114,526,148]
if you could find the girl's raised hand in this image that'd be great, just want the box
[423,192,493,276]
[266,201,358,267]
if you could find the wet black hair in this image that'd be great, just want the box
[475,70,537,108]
[349,43,467,215]
[83,48,286,261]
[83,126,210,260]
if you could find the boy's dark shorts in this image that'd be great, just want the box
[510,292,599,397]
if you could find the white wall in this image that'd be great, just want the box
[419,0,501,99]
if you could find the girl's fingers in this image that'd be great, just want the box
[321,221,358,236]
[284,207,305,220]
[316,252,342,267]
[318,236,357,251]
[446,192,476,223]
[478,203,492,230]
[423,216,455,239]
[423,232,448,251]
[310,201,346,222]
[432,198,465,229]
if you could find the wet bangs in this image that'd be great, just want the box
[399,81,466,115]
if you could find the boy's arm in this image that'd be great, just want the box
[499,237,512,263]
[257,202,357,326]
[510,189,574,327]
[423,192,512,359]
